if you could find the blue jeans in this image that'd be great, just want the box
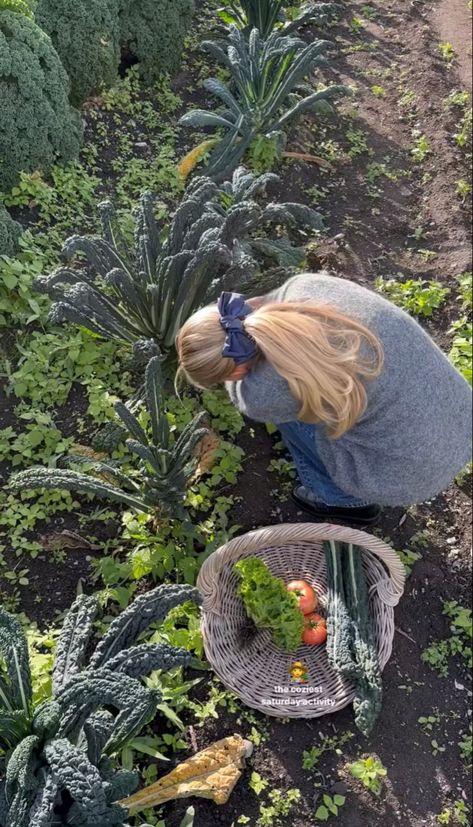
[278,421,368,507]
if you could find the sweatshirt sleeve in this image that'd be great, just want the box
[225,362,300,424]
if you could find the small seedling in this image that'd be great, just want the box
[399,549,422,576]
[250,772,269,796]
[411,131,432,162]
[422,601,472,677]
[455,179,471,202]
[449,319,472,384]
[459,724,472,767]
[418,713,441,733]
[257,788,301,826]
[371,84,386,98]
[456,271,472,310]
[437,800,471,825]
[346,128,372,158]
[431,739,446,757]
[348,756,387,796]
[360,5,377,19]
[350,16,365,33]
[315,793,346,821]
[302,732,354,771]
[438,42,455,64]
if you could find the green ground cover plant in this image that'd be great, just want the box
[315,793,346,822]
[449,319,472,385]
[0,8,82,193]
[348,755,387,796]
[8,358,210,522]
[422,601,472,677]
[375,277,450,317]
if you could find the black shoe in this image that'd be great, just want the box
[291,488,381,527]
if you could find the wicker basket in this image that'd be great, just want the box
[197,523,406,719]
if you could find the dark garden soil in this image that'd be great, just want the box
[0,0,472,825]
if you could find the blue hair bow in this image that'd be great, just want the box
[217,292,258,365]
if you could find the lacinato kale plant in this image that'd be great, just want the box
[180,26,349,180]
[218,0,340,39]
[34,172,323,358]
[8,358,210,522]
[0,584,200,827]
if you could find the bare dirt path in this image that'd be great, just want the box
[432,0,473,91]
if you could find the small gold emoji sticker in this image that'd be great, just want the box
[289,661,309,684]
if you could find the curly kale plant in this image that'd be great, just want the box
[0,10,82,192]
[118,0,194,81]
[0,205,22,257]
[34,170,322,356]
[0,584,200,827]
[180,25,349,180]
[36,0,121,106]
[9,357,210,521]
[219,0,340,39]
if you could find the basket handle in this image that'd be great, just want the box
[197,523,406,614]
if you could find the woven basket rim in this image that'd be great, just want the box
[197,523,406,719]
[198,522,406,613]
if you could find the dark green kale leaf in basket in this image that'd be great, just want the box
[324,541,383,736]
[0,583,200,827]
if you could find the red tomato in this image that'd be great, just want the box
[302,613,327,646]
[287,580,317,615]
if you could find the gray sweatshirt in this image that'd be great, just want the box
[226,273,473,506]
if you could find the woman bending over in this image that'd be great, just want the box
[176,273,472,526]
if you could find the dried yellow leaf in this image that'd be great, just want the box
[72,445,108,461]
[120,735,253,813]
[178,139,218,181]
[192,429,221,478]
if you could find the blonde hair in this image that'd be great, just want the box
[176,300,384,438]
